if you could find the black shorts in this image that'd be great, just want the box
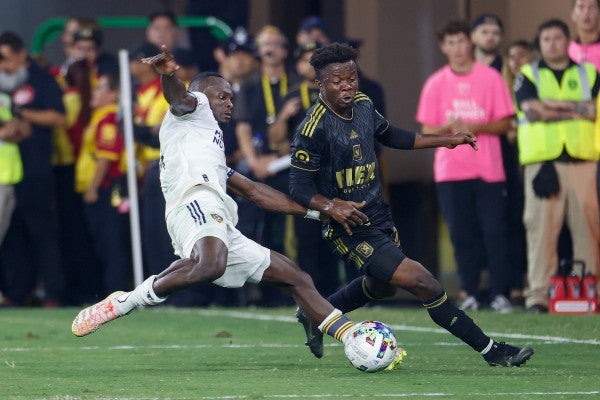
[329,227,406,282]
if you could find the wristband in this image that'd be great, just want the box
[304,209,320,220]
[162,71,176,77]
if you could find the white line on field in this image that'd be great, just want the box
[172,308,600,346]
[32,390,600,399]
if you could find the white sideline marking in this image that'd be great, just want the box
[174,308,600,346]
[35,391,600,399]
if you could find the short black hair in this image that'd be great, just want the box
[189,71,225,92]
[310,43,357,80]
[0,31,25,53]
[148,10,178,26]
[537,18,570,40]
[437,20,471,42]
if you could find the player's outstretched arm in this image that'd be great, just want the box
[414,131,478,150]
[141,45,196,116]
[227,171,308,216]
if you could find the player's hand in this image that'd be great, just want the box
[329,199,370,236]
[446,131,478,151]
[141,44,179,76]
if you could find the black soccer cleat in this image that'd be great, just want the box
[483,341,534,367]
[296,308,324,359]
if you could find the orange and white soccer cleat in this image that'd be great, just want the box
[71,291,126,337]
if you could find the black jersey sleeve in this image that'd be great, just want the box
[289,125,324,207]
[376,125,416,149]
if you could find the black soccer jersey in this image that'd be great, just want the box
[290,92,394,238]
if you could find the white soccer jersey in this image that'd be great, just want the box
[159,91,238,225]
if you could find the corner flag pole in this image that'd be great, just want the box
[118,49,144,287]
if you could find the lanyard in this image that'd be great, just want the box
[300,81,311,110]
[262,73,287,124]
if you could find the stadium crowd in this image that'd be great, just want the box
[0,0,598,315]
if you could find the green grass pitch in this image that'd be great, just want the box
[1,306,599,399]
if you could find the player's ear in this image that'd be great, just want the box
[315,79,322,87]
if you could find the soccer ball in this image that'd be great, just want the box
[344,320,399,372]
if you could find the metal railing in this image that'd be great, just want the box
[31,15,232,55]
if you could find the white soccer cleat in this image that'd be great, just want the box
[71,291,126,337]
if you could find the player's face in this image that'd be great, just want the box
[205,78,234,124]
[539,27,570,64]
[318,61,358,115]
[572,0,600,33]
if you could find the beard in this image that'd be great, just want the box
[0,66,28,93]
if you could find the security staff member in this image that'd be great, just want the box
[514,19,600,312]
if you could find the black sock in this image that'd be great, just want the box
[424,291,491,352]
[327,277,374,313]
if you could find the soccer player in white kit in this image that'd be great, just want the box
[71,46,368,347]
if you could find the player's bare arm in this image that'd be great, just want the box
[226,171,308,216]
[419,125,478,150]
[142,45,195,116]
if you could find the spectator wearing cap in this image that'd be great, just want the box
[471,14,504,71]
[296,16,331,47]
[214,27,258,94]
[128,41,176,284]
[234,25,297,306]
[471,13,527,307]
[71,25,118,80]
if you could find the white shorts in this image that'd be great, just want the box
[166,186,271,288]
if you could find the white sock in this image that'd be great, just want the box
[318,308,342,332]
[113,275,166,315]
[480,339,494,355]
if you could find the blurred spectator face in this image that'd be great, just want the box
[72,39,98,65]
[471,22,503,54]
[91,75,118,109]
[296,50,316,81]
[539,27,569,63]
[256,28,288,66]
[0,44,27,74]
[297,28,330,47]
[507,44,532,76]
[146,15,178,50]
[227,50,257,81]
[571,0,600,33]
[440,32,473,66]
[61,19,80,57]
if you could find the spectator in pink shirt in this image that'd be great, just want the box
[569,0,600,70]
[416,20,515,313]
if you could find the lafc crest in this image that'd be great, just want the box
[353,144,362,161]
[356,241,374,258]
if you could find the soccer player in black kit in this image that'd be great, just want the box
[289,43,534,368]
